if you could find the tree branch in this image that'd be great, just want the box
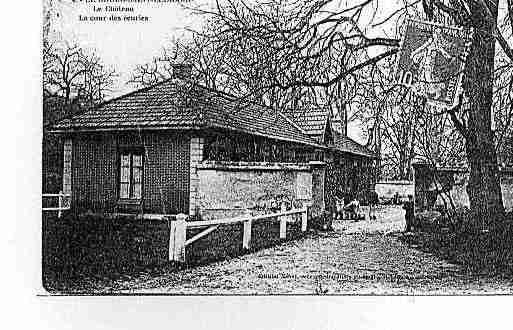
[447,94,469,139]
[271,49,398,90]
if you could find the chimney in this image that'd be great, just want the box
[172,63,192,80]
[331,105,347,135]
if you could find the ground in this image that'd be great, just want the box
[86,206,513,294]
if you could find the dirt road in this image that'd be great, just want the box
[103,206,512,294]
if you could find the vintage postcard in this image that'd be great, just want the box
[41,0,513,295]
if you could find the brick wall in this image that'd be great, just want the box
[71,131,190,214]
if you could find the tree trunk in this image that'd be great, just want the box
[464,4,505,224]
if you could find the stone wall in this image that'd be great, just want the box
[189,136,204,216]
[375,181,414,200]
[310,162,327,219]
[194,161,324,220]
[414,165,513,212]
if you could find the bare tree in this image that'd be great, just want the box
[183,0,513,222]
[494,42,513,160]
[42,40,118,193]
[426,1,509,222]
[349,55,423,181]
[131,1,366,117]
[43,41,117,115]
[129,33,228,91]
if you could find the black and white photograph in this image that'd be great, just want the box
[37,0,513,296]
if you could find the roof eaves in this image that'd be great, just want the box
[332,146,379,159]
[193,89,322,147]
[205,122,326,149]
[48,124,200,134]
[50,122,326,149]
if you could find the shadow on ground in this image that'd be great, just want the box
[396,220,513,277]
[42,213,307,293]
[338,207,513,280]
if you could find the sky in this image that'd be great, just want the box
[49,0,205,88]
[47,0,408,143]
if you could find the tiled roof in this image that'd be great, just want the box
[53,79,376,158]
[281,108,328,141]
[333,131,378,158]
[53,79,321,147]
[282,108,377,158]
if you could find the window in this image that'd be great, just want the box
[119,150,143,200]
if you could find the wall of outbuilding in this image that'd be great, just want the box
[70,131,190,214]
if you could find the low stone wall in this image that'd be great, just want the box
[194,161,324,220]
[375,181,414,200]
[414,165,513,212]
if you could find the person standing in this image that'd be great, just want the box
[393,191,400,205]
[368,189,379,220]
[403,194,415,232]
[334,188,345,220]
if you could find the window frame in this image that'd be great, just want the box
[118,146,145,203]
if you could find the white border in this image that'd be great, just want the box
[3,2,511,330]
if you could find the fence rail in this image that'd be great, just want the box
[42,191,71,218]
[167,206,308,262]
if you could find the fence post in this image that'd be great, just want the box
[279,203,287,239]
[57,191,63,218]
[243,210,252,250]
[169,213,187,263]
[301,206,308,232]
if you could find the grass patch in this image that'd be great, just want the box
[399,211,513,276]
[42,213,307,293]
[42,213,171,292]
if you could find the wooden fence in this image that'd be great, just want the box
[167,206,308,262]
[42,191,71,218]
